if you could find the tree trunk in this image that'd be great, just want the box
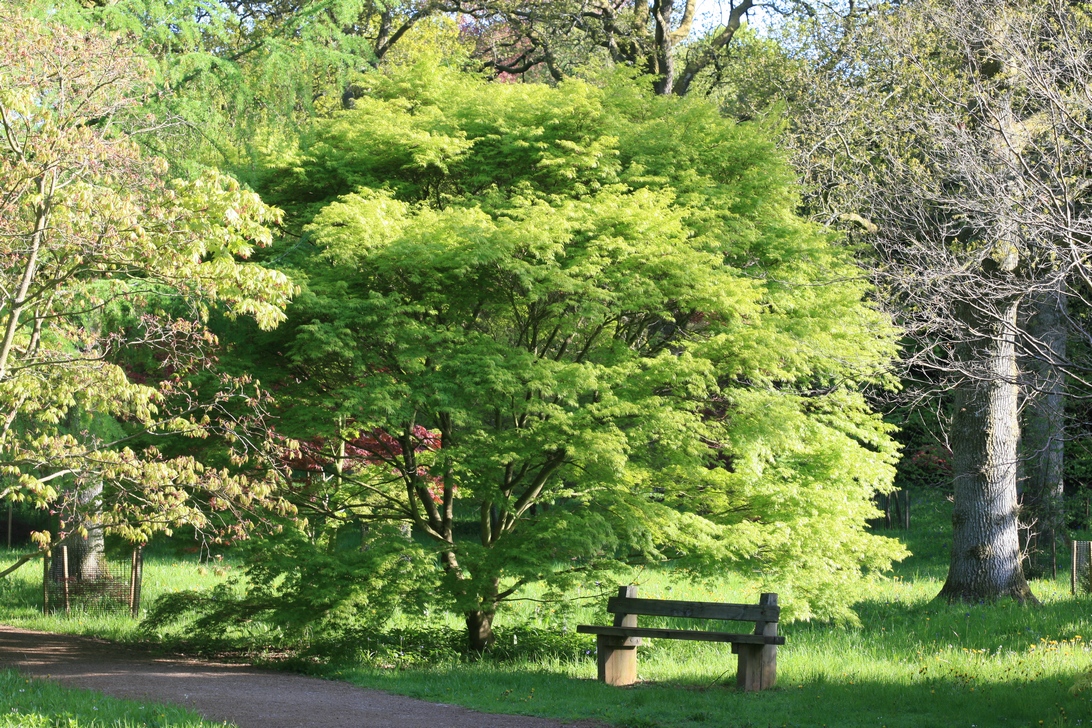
[465,608,496,652]
[650,0,676,95]
[940,296,1036,603]
[1021,287,1066,577]
[463,573,501,652]
[72,479,104,580]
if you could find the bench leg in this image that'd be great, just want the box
[735,644,777,691]
[597,635,637,686]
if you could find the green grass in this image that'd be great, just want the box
[0,669,231,727]
[4,492,1092,727]
[0,547,233,644]
[318,577,1092,728]
[318,493,1092,727]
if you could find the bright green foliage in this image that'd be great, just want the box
[0,12,295,550]
[143,523,442,651]
[29,0,454,174]
[235,61,905,642]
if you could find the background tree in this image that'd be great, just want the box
[450,0,885,98]
[27,0,457,176]
[0,11,294,569]
[451,0,803,95]
[765,0,1092,601]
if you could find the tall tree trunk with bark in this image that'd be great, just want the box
[72,479,105,580]
[940,297,1036,603]
[1021,287,1066,577]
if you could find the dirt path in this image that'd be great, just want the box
[0,626,598,728]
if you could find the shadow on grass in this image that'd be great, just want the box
[813,592,1092,654]
[332,661,1090,728]
[317,589,1092,728]
[880,487,952,581]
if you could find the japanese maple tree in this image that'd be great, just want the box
[230,59,905,650]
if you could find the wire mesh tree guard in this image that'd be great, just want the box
[42,543,143,617]
[1072,541,1092,595]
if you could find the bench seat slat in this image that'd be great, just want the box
[605,597,779,623]
[577,625,785,645]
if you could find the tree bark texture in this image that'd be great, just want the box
[940,297,1036,603]
[650,0,677,95]
[1021,287,1066,577]
[462,573,502,652]
[465,609,496,652]
[73,479,105,580]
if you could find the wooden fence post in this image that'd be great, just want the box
[129,547,138,616]
[41,550,49,615]
[1073,540,1080,595]
[61,545,70,615]
[1053,536,1058,581]
[130,545,143,618]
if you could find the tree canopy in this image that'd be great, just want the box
[205,59,907,648]
[0,11,294,556]
[0,1,930,652]
[753,0,1092,601]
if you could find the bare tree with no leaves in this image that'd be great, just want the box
[807,0,1092,601]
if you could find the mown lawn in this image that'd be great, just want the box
[322,493,1092,727]
[0,670,228,728]
[1,491,1091,727]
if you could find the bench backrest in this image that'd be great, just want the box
[606,586,779,628]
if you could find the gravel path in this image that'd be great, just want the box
[0,626,600,728]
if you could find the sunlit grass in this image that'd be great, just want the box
[0,669,231,727]
[320,573,1092,728]
[323,493,1092,727]
[0,546,233,643]
[3,492,1092,727]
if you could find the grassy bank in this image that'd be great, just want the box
[1,491,1092,727]
[0,670,230,727]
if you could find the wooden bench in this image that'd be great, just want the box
[577,586,783,691]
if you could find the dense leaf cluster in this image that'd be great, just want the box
[215,59,906,638]
[0,12,294,551]
[0,2,911,645]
